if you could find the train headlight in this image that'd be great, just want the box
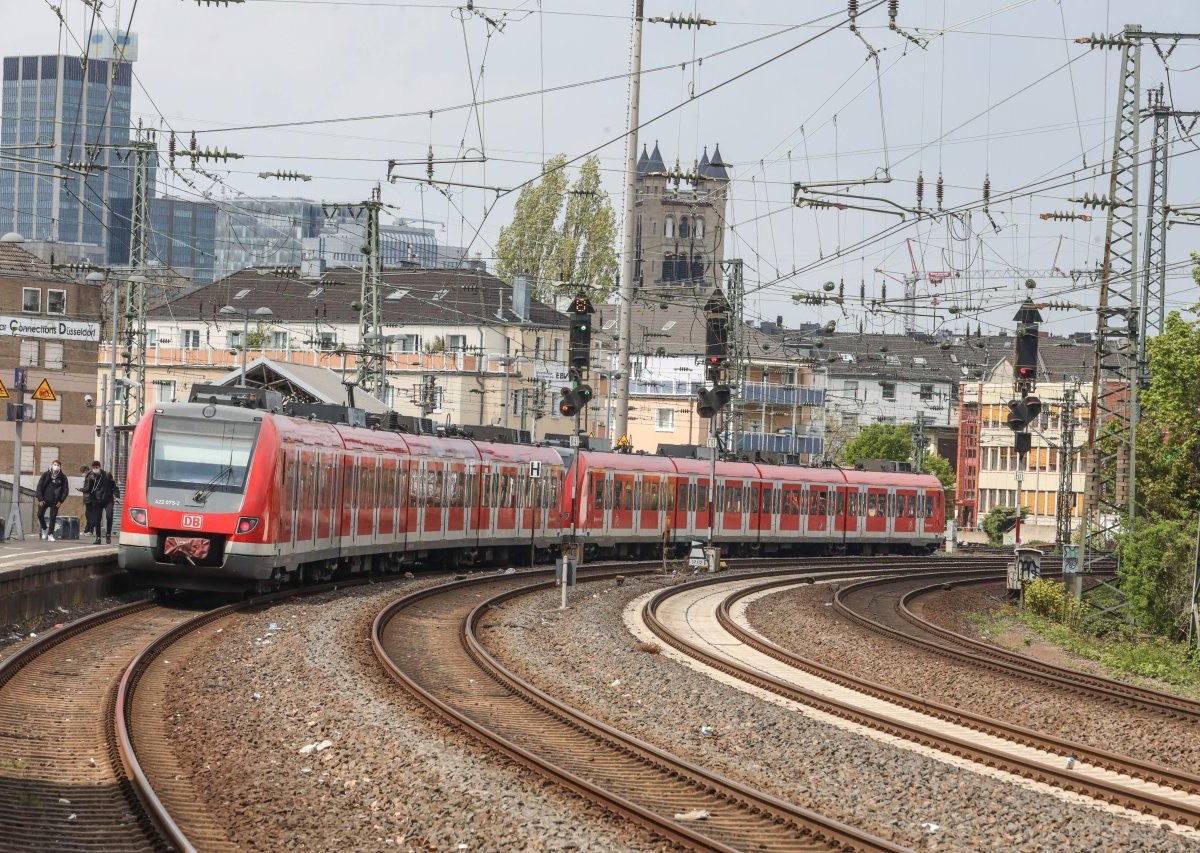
[235,517,259,534]
[129,507,148,526]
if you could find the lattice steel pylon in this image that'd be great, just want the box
[121,124,156,426]
[721,259,745,453]
[1056,381,1079,547]
[355,184,385,401]
[1138,87,1171,369]
[1080,26,1141,571]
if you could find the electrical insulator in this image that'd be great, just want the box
[426,144,434,181]
[168,132,177,167]
[888,0,898,28]
[881,281,887,301]
[838,280,845,301]
[936,171,944,211]
[189,131,197,156]
[982,174,991,214]
[859,281,866,301]
[848,0,858,30]
[915,170,924,209]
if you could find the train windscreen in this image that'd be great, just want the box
[149,416,261,495]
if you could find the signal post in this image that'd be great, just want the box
[698,291,732,571]
[1007,298,1044,600]
[558,292,594,593]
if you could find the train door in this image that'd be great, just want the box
[638,475,660,542]
[445,463,466,544]
[280,448,296,554]
[610,474,632,539]
[428,461,447,540]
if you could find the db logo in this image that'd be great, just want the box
[181,514,203,529]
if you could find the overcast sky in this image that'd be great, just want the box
[4,0,1199,339]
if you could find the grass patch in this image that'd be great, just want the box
[0,758,27,770]
[988,606,1200,697]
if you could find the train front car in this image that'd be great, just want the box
[119,403,280,592]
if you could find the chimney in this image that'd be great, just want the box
[300,249,325,280]
[512,274,531,321]
[776,315,783,329]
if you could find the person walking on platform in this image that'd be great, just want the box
[35,460,69,541]
[78,465,94,534]
[83,461,118,545]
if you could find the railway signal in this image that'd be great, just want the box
[557,382,593,418]
[698,289,732,417]
[569,292,594,369]
[1013,297,1043,394]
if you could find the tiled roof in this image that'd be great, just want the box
[779,330,1096,385]
[594,296,787,362]
[149,266,567,329]
[0,241,74,282]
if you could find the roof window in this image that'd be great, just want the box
[885,354,901,366]
[307,286,324,298]
[431,288,450,301]
[912,356,928,367]
[386,289,409,301]
[662,320,677,331]
[603,319,617,331]
[839,352,856,363]
[233,288,251,300]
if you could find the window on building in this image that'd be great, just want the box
[397,334,420,353]
[38,445,59,473]
[227,330,244,350]
[679,217,690,238]
[41,399,60,422]
[664,216,675,238]
[153,380,176,404]
[881,382,896,401]
[655,408,675,432]
[447,334,467,352]
[46,289,66,315]
[147,329,158,347]
[318,332,337,351]
[843,380,859,398]
[271,331,288,350]
[180,329,200,349]
[20,445,34,475]
[920,384,934,401]
[534,337,543,360]
[694,217,705,239]
[44,342,63,370]
[21,287,40,313]
[19,340,38,366]
[885,354,901,366]
[551,338,563,363]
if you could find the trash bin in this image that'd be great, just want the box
[54,516,80,540]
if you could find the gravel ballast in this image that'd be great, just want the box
[744,579,1200,775]
[159,578,671,851]
[481,571,1196,852]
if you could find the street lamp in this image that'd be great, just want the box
[220,305,273,384]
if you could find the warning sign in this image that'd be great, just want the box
[0,378,10,399]
[30,379,56,402]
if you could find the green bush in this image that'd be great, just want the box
[1024,577,1084,628]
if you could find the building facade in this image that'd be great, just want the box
[137,266,572,439]
[955,343,1094,542]
[634,143,729,295]
[0,236,102,518]
[0,38,138,257]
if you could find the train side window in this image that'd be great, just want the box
[593,473,605,509]
[867,493,877,517]
[837,491,844,516]
[907,495,916,517]
[819,490,827,515]
[633,480,642,511]
[847,492,856,516]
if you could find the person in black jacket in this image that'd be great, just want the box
[83,460,119,545]
[35,460,69,541]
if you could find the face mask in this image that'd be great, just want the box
[51,465,60,473]
[92,468,101,474]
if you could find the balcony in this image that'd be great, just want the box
[737,431,824,457]
[743,385,824,406]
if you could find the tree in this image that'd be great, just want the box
[981,505,1028,546]
[839,424,912,466]
[1117,518,1196,639]
[495,154,617,303]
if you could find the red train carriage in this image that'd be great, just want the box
[119,399,944,592]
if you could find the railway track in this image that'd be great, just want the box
[0,600,189,852]
[639,567,1200,833]
[834,573,1200,720]
[371,564,909,852]
[0,580,376,852]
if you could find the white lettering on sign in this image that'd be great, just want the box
[0,316,100,341]
[181,514,203,529]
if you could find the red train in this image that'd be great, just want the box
[118,398,945,592]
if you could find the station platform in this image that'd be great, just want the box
[0,536,125,624]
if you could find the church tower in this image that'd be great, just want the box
[633,142,730,297]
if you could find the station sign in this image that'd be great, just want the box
[0,316,100,341]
